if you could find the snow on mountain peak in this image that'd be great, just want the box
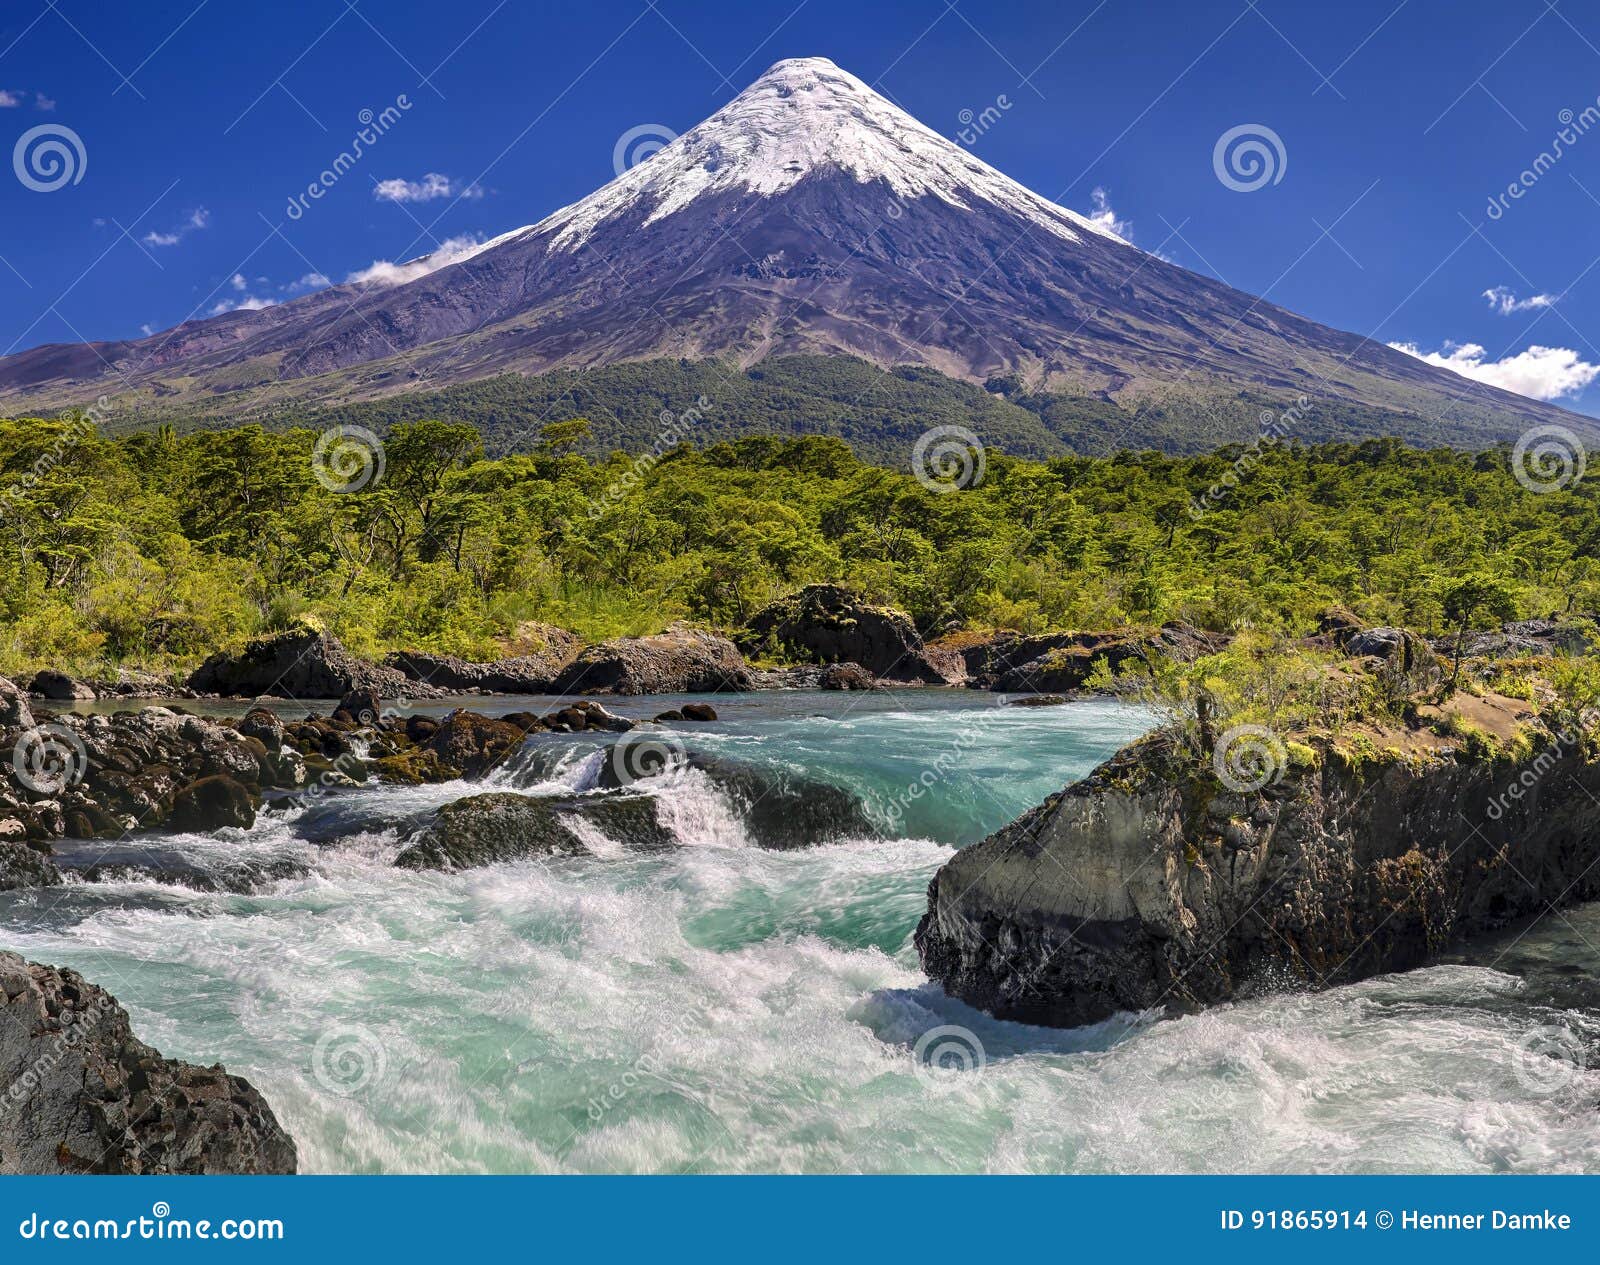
[526,55,1127,253]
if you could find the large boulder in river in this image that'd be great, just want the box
[739,585,954,684]
[395,793,585,870]
[187,626,429,700]
[424,710,534,778]
[395,792,672,870]
[26,670,94,701]
[552,623,753,695]
[0,840,60,890]
[169,775,257,832]
[916,692,1599,1028]
[0,952,296,1173]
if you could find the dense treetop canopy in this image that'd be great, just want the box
[0,410,1594,676]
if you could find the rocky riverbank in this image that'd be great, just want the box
[0,952,295,1174]
[915,683,1600,1027]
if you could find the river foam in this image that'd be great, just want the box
[2,693,1595,1173]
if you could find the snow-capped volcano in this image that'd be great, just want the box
[529,57,1123,252]
[0,56,1587,448]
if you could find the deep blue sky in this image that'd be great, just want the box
[3,0,1600,415]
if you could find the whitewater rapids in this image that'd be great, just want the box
[2,692,1595,1173]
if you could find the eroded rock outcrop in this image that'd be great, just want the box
[917,713,1600,1028]
[188,627,433,700]
[958,623,1225,693]
[0,953,296,1173]
[740,585,955,684]
[552,623,753,695]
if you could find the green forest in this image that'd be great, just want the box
[0,407,1594,677]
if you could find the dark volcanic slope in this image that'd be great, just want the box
[0,57,1588,452]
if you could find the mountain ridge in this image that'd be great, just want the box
[0,55,1592,450]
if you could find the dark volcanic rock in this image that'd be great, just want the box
[332,687,383,726]
[916,728,1600,1028]
[818,662,878,691]
[0,678,32,730]
[0,952,296,1173]
[188,626,431,700]
[552,623,753,695]
[425,710,532,778]
[395,792,587,870]
[238,705,285,749]
[0,841,60,890]
[689,754,876,849]
[680,702,718,722]
[27,670,93,701]
[961,622,1225,693]
[395,790,676,871]
[1435,617,1596,661]
[0,707,272,843]
[385,628,583,694]
[169,775,257,832]
[740,585,953,684]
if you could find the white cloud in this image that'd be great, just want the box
[139,323,155,337]
[208,295,277,316]
[1483,285,1557,315]
[230,272,248,291]
[373,172,483,204]
[34,93,54,111]
[1389,340,1600,401]
[1086,187,1132,241]
[142,206,210,248]
[0,89,21,107]
[283,271,331,294]
[345,233,487,287]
